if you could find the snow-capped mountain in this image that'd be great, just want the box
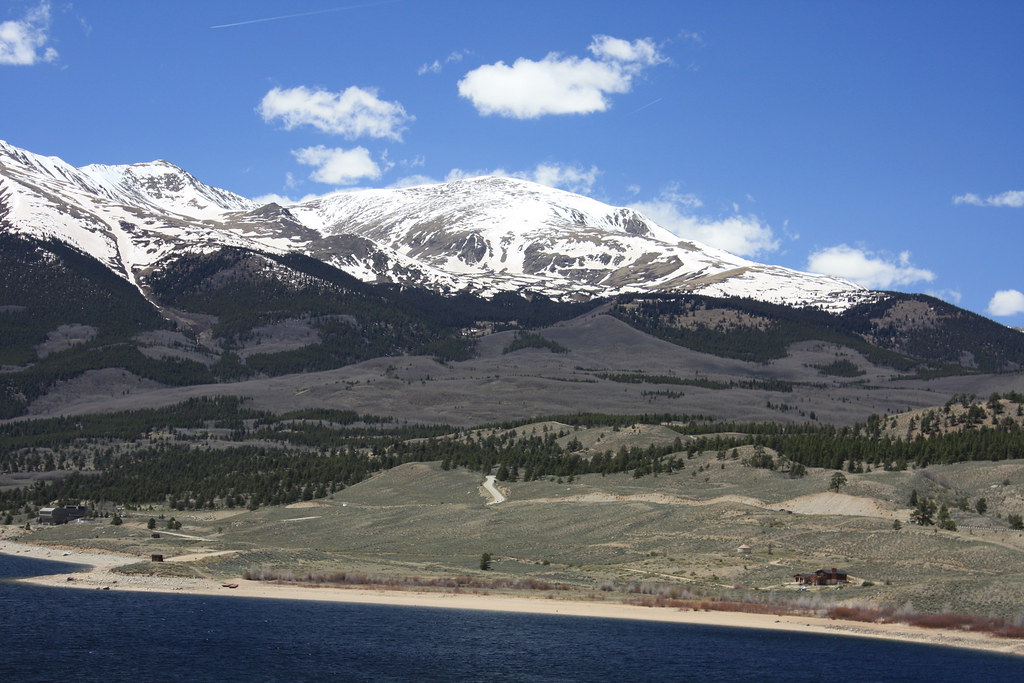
[0,139,266,284]
[0,140,873,310]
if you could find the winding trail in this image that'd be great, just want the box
[482,475,506,505]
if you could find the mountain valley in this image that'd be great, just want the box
[2,141,1023,630]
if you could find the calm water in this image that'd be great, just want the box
[0,554,1019,682]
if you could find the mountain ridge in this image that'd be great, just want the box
[3,140,1023,422]
[1,139,872,311]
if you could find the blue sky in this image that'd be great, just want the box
[2,1,1022,325]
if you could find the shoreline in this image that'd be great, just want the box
[3,541,1022,657]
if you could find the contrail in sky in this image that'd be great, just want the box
[210,1,400,29]
[631,98,664,114]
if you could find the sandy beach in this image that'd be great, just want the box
[2,541,1022,658]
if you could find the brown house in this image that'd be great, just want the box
[794,568,849,586]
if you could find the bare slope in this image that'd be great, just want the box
[24,313,1021,426]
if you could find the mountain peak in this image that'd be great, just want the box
[79,159,255,219]
[1,140,872,311]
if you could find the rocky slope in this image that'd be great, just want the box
[0,139,872,311]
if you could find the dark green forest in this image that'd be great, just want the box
[2,394,1022,521]
[0,238,594,418]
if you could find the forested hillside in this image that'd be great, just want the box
[3,394,1022,524]
[611,293,1024,373]
[0,236,593,418]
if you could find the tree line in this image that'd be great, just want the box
[2,396,1023,520]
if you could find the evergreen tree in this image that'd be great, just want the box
[911,497,937,526]
[937,504,957,531]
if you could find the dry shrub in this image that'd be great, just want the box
[826,605,1024,640]
[827,605,886,622]
[239,566,1024,640]
[242,568,572,593]
[657,586,695,600]
[906,613,987,630]
[992,624,1024,639]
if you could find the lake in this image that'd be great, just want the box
[0,554,1019,682]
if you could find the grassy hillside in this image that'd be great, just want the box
[13,454,1024,620]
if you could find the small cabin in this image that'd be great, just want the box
[737,544,752,554]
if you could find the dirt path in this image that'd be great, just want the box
[617,566,698,584]
[482,475,506,505]
[164,549,240,563]
[155,530,213,541]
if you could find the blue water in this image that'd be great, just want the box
[1,554,1019,682]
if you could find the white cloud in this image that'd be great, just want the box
[418,50,467,75]
[252,188,337,205]
[0,1,58,65]
[676,29,705,47]
[293,145,381,185]
[631,199,778,257]
[458,35,665,119]
[926,288,962,305]
[625,188,781,258]
[443,162,600,194]
[529,163,599,194]
[806,245,935,289]
[402,154,426,169]
[953,190,1024,208]
[987,289,1024,317]
[417,60,442,75]
[388,174,438,189]
[259,85,412,140]
[588,35,664,65]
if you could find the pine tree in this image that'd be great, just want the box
[937,504,957,531]
[911,497,937,526]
